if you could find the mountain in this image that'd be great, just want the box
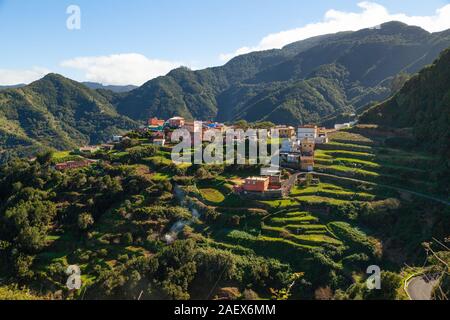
[360,48,450,193]
[2,22,450,161]
[0,84,26,91]
[83,82,138,93]
[0,74,138,161]
[116,22,450,125]
[360,47,450,158]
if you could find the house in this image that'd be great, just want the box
[243,177,270,192]
[78,146,100,155]
[55,159,96,171]
[281,138,301,153]
[182,121,203,143]
[300,138,315,156]
[183,121,203,134]
[280,153,301,169]
[275,126,296,139]
[148,125,164,132]
[153,138,166,146]
[298,125,318,140]
[281,139,294,153]
[334,122,357,130]
[112,135,123,143]
[261,167,282,189]
[148,117,165,127]
[315,127,329,144]
[204,122,226,132]
[168,116,185,128]
[101,144,115,151]
[300,156,314,172]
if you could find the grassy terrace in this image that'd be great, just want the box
[315,129,439,194]
[187,128,445,275]
[191,170,384,271]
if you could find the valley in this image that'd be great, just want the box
[0,21,449,301]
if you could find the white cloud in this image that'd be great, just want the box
[220,2,450,61]
[61,53,182,86]
[0,67,51,85]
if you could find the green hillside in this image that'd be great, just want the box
[0,74,138,161]
[360,48,450,194]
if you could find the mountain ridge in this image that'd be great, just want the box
[1,21,450,160]
[115,21,450,125]
[0,74,138,161]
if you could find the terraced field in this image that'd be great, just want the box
[185,127,445,285]
[315,129,439,195]
[262,210,343,247]
[191,174,384,273]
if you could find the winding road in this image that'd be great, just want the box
[406,274,441,300]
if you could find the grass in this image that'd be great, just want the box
[52,150,84,163]
[199,188,226,204]
[291,183,375,201]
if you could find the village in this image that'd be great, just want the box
[52,116,352,200]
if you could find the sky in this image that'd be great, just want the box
[0,0,449,86]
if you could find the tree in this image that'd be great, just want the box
[36,151,54,166]
[14,253,34,280]
[78,212,94,231]
[364,271,402,300]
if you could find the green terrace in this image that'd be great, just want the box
[314,130,440,195]
[188,173,386,273]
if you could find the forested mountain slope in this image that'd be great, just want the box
[360,48,450,194]
[0,74,137,161]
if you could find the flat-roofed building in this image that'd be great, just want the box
[243,176,270,192]
[168,117,185,128]
[148,117,165,127]
[275,126,296,139]
[78,146,100,154]
[315,127,329,144]
[298,125,318,140]
[261,167,282,188]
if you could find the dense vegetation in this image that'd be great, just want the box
[360,48,450,195]
[0,127,448,300]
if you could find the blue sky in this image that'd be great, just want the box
[0,0,449,85]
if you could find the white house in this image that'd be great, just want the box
[298,125,318,140]
[112,135,123,143]
[334,123,351,130]
[281,138,301,153]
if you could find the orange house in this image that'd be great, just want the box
[148,117,165,126]
[243,177,270,192]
